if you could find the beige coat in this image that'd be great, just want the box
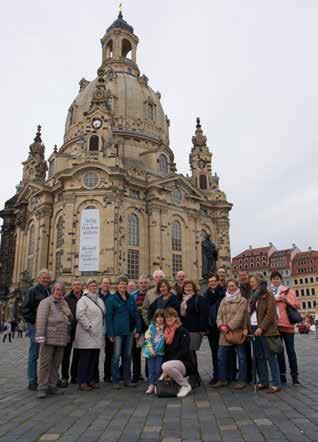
[74,294,105,349]
[36,296,72,347]
[141,286,160,326]
[217,294,248,346]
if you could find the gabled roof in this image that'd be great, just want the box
[234,246,271,259]
[148,174,205,200]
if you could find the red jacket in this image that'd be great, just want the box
[274,286,300,333]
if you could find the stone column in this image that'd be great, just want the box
[35,207,53,274]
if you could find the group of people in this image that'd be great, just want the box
[21,266,301,399]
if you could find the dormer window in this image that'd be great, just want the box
[89,135,99,152]
[147,102,154,121]
[158,154,168,174]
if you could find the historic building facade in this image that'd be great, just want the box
[0,13,232,297]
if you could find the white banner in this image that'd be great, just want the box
[79,208,100,272]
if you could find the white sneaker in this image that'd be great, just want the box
[145,385,154,394]
[177,383,192,398]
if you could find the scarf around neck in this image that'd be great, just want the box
[180,292,195,317]
[225,288,240,302]
[249,281,268,315]
[164,322,181,345]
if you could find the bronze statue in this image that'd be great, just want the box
[201,232,218,279]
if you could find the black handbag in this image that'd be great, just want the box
[266,336,284,354]
[286,304,303,324]
[156,379,179,398]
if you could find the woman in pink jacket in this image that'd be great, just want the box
[270,271,301,385]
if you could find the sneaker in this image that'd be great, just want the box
[145,385,154,394]
[211,381,228,388]
[177,383,192,398]
[112,384,121,390]
[37,389,47,399]
[28,383,38,391]
[234,383,246,390]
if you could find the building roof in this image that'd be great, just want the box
[106,12,134,34]
[233,246,271,259]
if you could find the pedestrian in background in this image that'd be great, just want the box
[2,321,12,343]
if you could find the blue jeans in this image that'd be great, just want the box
[148,355,164,385]
[255,335,281,387]
[218,344,247,383]
[27,323,40,385]
[112,334,133,384]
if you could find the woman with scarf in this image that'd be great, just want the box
[270,271,300,384]
[161,308,195,398]
[148,279,180,322]
[213,279,248,389]
[179,280,208,381]
[74,279,105,391]
[249,273,281,393]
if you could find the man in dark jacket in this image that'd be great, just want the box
[238,270,253,382]
[131,275,149,383]
[22,269,51,390]
[59,279,83,387]
[98,277,113,383]
[203,273,225,384]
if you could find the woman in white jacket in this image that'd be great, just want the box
[74,279,105,391]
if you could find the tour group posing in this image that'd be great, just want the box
[21,267,301,399]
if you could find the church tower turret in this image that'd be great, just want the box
[22,125,47,183]
[100,10,140,77]
[189,118,213,191]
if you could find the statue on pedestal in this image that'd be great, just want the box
[201,232,218,279]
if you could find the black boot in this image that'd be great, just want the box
[280,374,287,384]
[292,375,300,385]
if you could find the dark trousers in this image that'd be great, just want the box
[277,331,298,378]
[3,334,12,343]
[244,339,253,382]
[132,338,141,382]
[218,344,247,383]
[207,327,220,380]
[78,349,99,385]
[104,336,114,381]
[61,340,80,381]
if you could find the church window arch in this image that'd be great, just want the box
[122,39,132,59]
[128,214,139,247]
[106,40,113,58]
[89,135,99,152]
[27,224,35,279]
[55,216,63,275]
[172,220,182,276]
[127,213,140,280]
[172,189,182,206]
[158,154,168,174]
[147,102,154,121]
[199,174,208,190]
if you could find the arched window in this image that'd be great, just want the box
[127,214,140,280]
[199,175,208,190]
[89,135,99,152]
[27,224,35,279]
[147,102,154,121]
[128,214,139,247]
[106,40,113,58]
[122,39,132,59]
[158,154,168,174]
[55,216,63,275]
[69,106,75,127]
[172,220,182,276]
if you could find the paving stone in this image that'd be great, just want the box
[254,418,273,426]
[39,435,60,441]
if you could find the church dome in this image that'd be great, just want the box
[63,12,170,150]
[64,71,169,147]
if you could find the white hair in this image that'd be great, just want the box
[152,269,165,279]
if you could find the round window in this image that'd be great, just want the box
[83,171,99,189]
[172,189,182,205]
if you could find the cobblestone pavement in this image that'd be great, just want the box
[0,334,318,442]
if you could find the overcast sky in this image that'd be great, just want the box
[0,0,317,256]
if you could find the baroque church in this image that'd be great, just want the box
[0,12,232,299]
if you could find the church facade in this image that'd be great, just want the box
[0,13,232,298]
